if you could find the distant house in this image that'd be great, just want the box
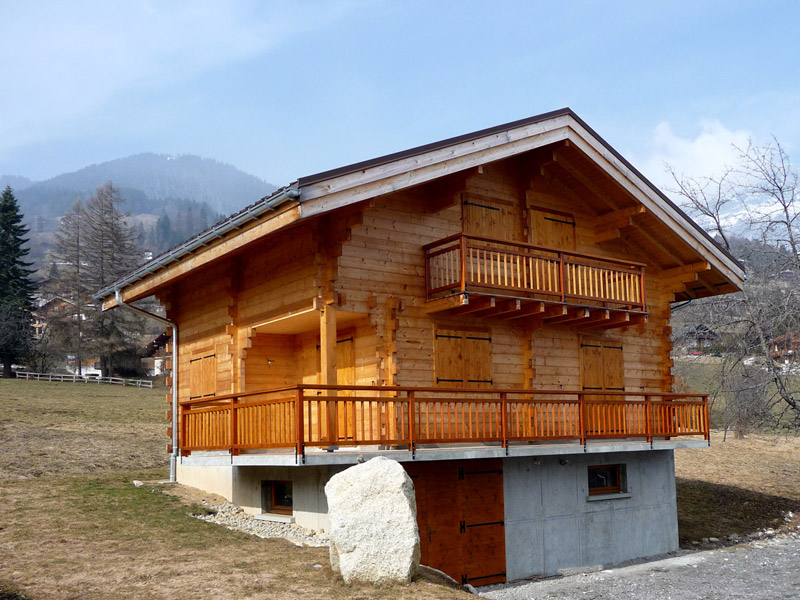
[96,109,745,584]
[673,324,719,352]
[770,331,800,364]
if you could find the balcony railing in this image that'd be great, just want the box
[180,385,708,456]
[423,234,646,310]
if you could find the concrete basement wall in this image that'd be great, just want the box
[503,450,678,580]
[176,463,345,532]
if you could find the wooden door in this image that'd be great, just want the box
[404,459,505,586]
[336,337,356,440]
[460,462,506,586]
[581,339,625,434]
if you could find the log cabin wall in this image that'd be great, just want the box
[334,158,675,394]
[163,150,677,413]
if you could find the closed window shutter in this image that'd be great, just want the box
[190,353,216,399]
[435,329,465,386]
[529,206,575,250]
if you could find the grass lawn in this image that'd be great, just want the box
[1,379,799,598]
[0,380,468,600]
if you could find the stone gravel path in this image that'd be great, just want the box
[191,501,330,547]
[482,535,800,600]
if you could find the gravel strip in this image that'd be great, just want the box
[482,532,800,600]
[191,501,330,547]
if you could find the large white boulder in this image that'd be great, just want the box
[324,457,420,584]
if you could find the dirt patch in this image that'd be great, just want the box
[0,380,470,600]
[675,431,800,544]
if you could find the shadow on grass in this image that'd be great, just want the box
[677,477,799,545]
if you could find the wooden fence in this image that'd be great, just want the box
[180,385,708,455]
[15,371,154,388]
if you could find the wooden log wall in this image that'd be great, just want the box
[161,150,681,450]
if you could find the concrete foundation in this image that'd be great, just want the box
[178,449,679,578]
[503,450,678,580]
[176,462,345,532]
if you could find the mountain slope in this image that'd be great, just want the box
[13,153,276,220]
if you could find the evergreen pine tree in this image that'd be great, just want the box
[0,186,35,377]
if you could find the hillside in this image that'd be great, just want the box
[3,154,277,268]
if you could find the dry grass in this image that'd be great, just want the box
[675,431,800,544]
[3,380,800,598]
[0,380,469,600]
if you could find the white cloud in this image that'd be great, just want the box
[0,1,360,155]
[637,120,754,191]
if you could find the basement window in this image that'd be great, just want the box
[262,480,293,515]
[588,464,626,496]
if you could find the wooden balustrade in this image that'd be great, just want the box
[179,386,708,455]
[424,234,646,309]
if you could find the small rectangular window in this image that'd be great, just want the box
[262,480,293,515]
[588,464,625,495]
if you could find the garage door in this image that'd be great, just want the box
[404,459,505,585]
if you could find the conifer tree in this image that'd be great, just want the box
[0,186,35,377]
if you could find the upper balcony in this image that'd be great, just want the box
[424,234,647,328]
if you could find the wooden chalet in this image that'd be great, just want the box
[96,109,745,584]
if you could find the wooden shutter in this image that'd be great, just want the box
[435,328,492,387]
[581,339,625,434]
[463,194,520,240]
[529,206,575,250]
[189,352,216,399]
[435,329,465,386]
[463,332,493,388]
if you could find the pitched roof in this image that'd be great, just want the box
[96,108,746,307]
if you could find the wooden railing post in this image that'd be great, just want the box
[180,404,188,456]
[645,395,652,444]
[459,234,468,293]
[230,395,238,455]
[424,248,430,298]
[639,266,647,310]
[296,387,305,458]
[500,392,508,448]
[578,393,585,445]
[558,253,566,302]
[408,390,415,452]
[703,394,710,441]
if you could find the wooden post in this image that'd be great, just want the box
[500,392,508,447]
[230,395,238,455]
[578,393,585,445]
[558,253,566,303]
[320,303,337,443]
[645,395,652,444]
[639,266,647,310]
[296,387,305,457]
[703,395,710,441]
[407,390,415,451]
[460,234,468,293]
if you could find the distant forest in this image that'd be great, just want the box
[1,153,276,271]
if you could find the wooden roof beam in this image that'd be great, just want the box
[593,206,646,244]
[631,222,686,267]
[552,148,621,211]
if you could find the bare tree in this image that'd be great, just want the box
[670,139,800,434]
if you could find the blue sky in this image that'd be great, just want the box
[1,0,798,192]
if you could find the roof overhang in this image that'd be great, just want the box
[96,108,745,309]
